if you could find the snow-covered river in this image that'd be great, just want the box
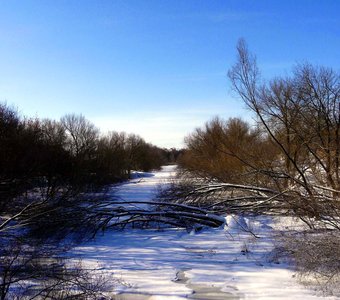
[72,165,337,300]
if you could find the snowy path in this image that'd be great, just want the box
[72,166,338,300]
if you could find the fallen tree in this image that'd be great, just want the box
[88,200,225,234]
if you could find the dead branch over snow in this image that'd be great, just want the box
[90,200,225,233]
[157,178,340,231]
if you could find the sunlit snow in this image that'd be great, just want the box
[71,165,338,299]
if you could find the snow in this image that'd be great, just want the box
[71,165,339,299]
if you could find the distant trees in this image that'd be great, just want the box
[180,117,276,184]
[95,131,172,182]
[124,133,151,176]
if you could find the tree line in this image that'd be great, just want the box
[0,104,182,299]
[0,105,181,190]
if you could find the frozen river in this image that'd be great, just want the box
[72,166,337,300]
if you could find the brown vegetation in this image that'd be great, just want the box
[178,39,340,231]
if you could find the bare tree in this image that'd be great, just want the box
[60,114,99,160]
[225,39,340,228]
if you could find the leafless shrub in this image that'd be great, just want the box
[271,231,340,296]
[227,39,340,229]
[0,239,116,300]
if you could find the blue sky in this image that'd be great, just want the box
[0,1,339,148]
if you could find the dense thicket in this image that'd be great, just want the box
[179,117,277,184]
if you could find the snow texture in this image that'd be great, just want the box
[71,165,339,299]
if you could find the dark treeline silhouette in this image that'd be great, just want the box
[0,103,182,299]
[0,105,180,191]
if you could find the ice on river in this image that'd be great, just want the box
[72,165,338,300]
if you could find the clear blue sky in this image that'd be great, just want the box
[1,1,339,148]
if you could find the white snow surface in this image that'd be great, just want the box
[71,165,338,299]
